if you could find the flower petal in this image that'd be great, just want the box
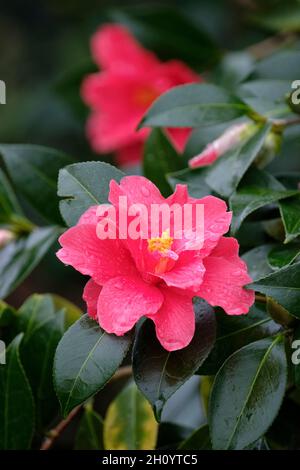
[91,24,159,71]
[197,237,255,315]
[97,275,164,335]
[109,175,165,208]
[83,279,102,320]
[77,206,99,226]
[149,286,195,351]
[158,252,205,292]
[57,224,137,285]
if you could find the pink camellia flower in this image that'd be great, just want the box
[189,122,250,169]
[81,24,201,165]
[57,176,254,351]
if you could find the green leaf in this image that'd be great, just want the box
[268,243,300,270]
[252,5,300,33]
[0,226,60,299]
[209,336,287,450]
[167,167,212,198]
[140,84,248,129]
[0,144,72,225]
[0,168,22,222]
[18,294,65,428]
[205,123,271,198]
[75,405,103,450]
[229,167,298,234]
[0,334,35,449]
[242,245,274,281]
[179,424,212,450]
[54,314,133,417]
[279,194,300,243]
[214,52,254,90]
[255,51,300,81]
[58,162,124,226]
[143,129,184,197]
[197,302,280,375]
[249,261,300,318]
[133,299,216,421]
[237,80,293,118]
[0,300,17,328]
[51,294,82,329]
[108,5,219,68]
[103,381,158,450]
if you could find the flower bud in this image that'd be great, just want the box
[0,229,14,248]
[188,122,251,169]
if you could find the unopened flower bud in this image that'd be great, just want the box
[188,122,251,169]
[0,229,14,248]
[254,131,282,169]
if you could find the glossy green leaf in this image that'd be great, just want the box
[0,144,72,225]
[209,336,287,449]
[255,51,300,81]
[0,168,22,222]
[104,381,158,450]
[242,245,274,281]
[230,167,298,234]
[143,129,184,196]
[179,424,212,450]
[0,226,60,299]
[205,123,271,198]
[237,80,293,118]
[279,194,300,243]
[0,334,35,449]
[140,84,248,129]
[58,162,124,226]
[54,314,132,417]
[214,52,254,90]
[197,302,280,375]
[133,299,216,421]
[0,300,17,328]
[18,294,65,428]
[268,243,300,270]
[51,294,82,329]
[75,405,103,450]
[249,261,300,318]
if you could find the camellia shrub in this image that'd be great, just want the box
[1,3,300,452]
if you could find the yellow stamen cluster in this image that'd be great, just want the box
[147,230,173,255]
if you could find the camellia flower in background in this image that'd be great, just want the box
[81,24,201,165]
[57,176,254,352]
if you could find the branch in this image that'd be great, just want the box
[40,365,132,450]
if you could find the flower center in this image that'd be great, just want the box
[147,230,173,255]
[134,86,158,107]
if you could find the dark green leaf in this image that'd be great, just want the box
[179,424,212,450]
[209,336,287,449]
[0,144,72,225]
[75,405,103,450]
[237,80,293,118]
[279,194,300,243]
[143,129,184,197]
[0,334,35,449]
[230,167,298,234]
[205,123,271,198]
[103,381,158,450]
[214,52,254,90]
[140,84,248,129]
[167,167,212,199]
[0,168,22,222]
[18,294,65,428]
[0,301,17,328]
[255,51,300,81]
[0,226,60,299]
[54,314,132,417]
[268,243,300,270]
[58,162,124,226]
[198,302,280,375]
[252,6,300,33]
[242,245,274,281]
[249,261,300,318]
[133,299,216,421]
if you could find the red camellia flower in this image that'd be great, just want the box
[57,176,254,352]
[81,24,201,165]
